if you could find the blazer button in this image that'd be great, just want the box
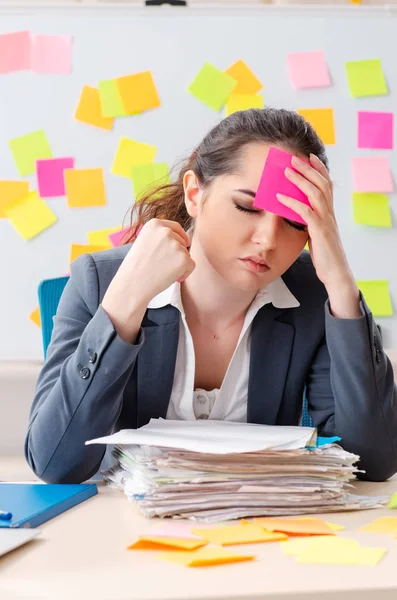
[80,367,91,379]
[88,352,97,364]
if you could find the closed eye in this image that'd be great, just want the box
[235,204,307,232]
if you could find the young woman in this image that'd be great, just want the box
[25,108,397,484]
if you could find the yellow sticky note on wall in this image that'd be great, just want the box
[111,137,157,178]
[0,180,29,218]
[159,546,255,567]
[98,80,128,118]
[4,191,57,240]
[353,193,392,228]
[87,227,121,247]
[116,71,161,114]
[70,244,109,265]
[225,59,263,94]
[75,85,114,131]
[226,93,264,116]
[65,168,106,208]
[356,280,393,316]
[29,307,41,328]
[345,59,387,97]
[9,130,53,177]
[297,108,336,145]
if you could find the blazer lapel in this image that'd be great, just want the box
[136,306,180,427]
[248,304,295,425]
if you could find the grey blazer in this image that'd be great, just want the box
[25,245,397,484]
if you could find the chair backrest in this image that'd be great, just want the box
[38,276,70,359]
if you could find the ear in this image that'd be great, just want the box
[183,170,202,218]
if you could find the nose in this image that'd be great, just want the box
[251,212,280,249]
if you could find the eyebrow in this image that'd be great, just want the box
[234,188,256,199]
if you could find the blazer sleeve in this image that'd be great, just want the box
[306,293,397,482]
[24,253,145,484]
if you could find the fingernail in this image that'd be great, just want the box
[310,153,320,162]
[285,167,292,176]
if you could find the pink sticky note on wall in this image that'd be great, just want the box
[358,111,393,150]
[287,51,331,89]
[253,147,311,225]
[351,156,393,193]
[36,157,75,197]
[31,34,72,74]
[0,31,31,74]
[108,227,131,247]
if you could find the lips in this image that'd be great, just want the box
[243,256,270,268]
[240,257,270,274]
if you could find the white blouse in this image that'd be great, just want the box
[147,278,300,422]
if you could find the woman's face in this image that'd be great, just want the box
[184,142,310,293]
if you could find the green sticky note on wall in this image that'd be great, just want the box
[188,62,237,111]
[352,193,392,228]
[9,130,53,177]
[131,163,170,200]
[345,59,388,97]
[356,280,393,316]
[99,80,128,118]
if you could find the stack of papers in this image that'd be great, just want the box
[86,420,386,523]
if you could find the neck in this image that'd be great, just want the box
[181,240,256,329]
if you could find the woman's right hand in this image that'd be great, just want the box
[101,219,195,343]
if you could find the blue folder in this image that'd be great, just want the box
[0,483,98,528]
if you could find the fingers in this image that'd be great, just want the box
[159,219,191,247]
[287,156,333,213]
[276,194,313,226]
[176,256,196,283]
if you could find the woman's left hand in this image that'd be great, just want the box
[276,154,354,290]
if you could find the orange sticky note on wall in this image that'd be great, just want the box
[159,546,255,567]
[65,168,106,208]
[225,59,263,94]
[74,85,114,131]
[70,243,108,265]
[0,180,30,218]
[116,71,161,114]
[297,108,336,145]
[128,537,206,551]
[29,307,41,328]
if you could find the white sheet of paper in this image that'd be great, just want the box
[0,529,40,557]
[86,419,317,454]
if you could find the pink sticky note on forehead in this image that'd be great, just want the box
[36,157,75,198]
[253,146,311,225]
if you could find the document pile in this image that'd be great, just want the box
[86,420,386,523]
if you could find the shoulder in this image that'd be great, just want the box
[281,250,328,307]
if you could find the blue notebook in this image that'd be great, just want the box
[0,483,98,528]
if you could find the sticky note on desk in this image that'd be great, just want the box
[225,59,263,94]
[0,180,29,218]
[36,157,74,198]
[360,517,397,534]
[65,168,106,208]
[281,536,358,557]
[253,517,335,536]
[131,163,170,200]
[226,93,264,116]
[191,523,286,546]
[353,193,392,228]
[358,111,393,150]
[99,80,128,118]
[9,130,53,177]
[345,59,387,97]
[4,191,57,240]
[287,51,331,89]
[128,536,206,551]
[356,281,393,317]
[297,108,336,145]
[0,31,31,73]
[253,146,311,225]
[75,86,114,130]
[111,137,157,178]
[31,34,72,74]
[188,62,237,111]
[352,156,393,193]
[116,71,160,114]
[298,545,386,566]
[159,546,255,567]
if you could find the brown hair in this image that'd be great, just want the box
[124,108,328,243]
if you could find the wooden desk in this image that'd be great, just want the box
[2,458,397,600]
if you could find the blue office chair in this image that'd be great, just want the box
[38,276,70,359]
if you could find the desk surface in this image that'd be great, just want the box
[2,459,397,600]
